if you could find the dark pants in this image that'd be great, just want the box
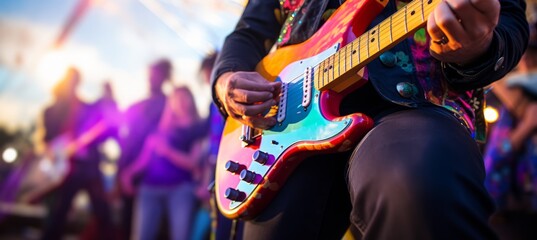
[348,106,497,240]
[120,195,134,240]
[242,106,497,240]
[41,161,112,240]
[242,151,352,239]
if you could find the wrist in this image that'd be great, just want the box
[213,72,234,118]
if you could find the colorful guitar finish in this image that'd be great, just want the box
[216,0,441,219]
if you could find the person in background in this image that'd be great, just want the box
[78,81,121,240]
[120,86,205,240]
[115,59,171,240]
[38,67,113,240]
[485,14,537,239]
[191,51,244,240]
[212,0,528,239]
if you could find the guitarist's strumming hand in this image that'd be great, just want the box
[428,0,500,65]
[216,71,281,129]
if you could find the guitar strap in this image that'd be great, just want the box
[276,0,331,47]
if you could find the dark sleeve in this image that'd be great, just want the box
[42,108,55,143]
[442,0,529,90]
[211,0,282,117]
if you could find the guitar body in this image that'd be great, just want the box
[20,119,113,204]
[20,136,74,203]
[215,0,388,219]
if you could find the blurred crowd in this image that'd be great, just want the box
[0,52,227,240]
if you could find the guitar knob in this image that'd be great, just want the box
[225,160,241,173]
[252,150,269,165]
[240,169,257,183]
[225,188,245,201]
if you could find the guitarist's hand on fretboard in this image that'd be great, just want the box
[215,71,281,129]
[427,0,500,65]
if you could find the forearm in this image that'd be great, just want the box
[508,125,534,151]
[164,145,196,170]
[211,0,281,117]
[125,146,151,176]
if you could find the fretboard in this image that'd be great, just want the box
[315,0,441,91]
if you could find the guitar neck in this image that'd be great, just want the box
[62,120,110,157]
[315,0,440,91]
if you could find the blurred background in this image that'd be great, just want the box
[0,0,537,240]
[0,0,245,239]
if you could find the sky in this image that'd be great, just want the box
[0,0,244,132]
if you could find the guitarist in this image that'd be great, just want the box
[38,67,114,240]
[212,0,528,239]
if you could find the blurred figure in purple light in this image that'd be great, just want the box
[484,13,537,239]
[191,51,244,240]
[115,58,171,240]
[120,86,205,240]
[36,67,114,240]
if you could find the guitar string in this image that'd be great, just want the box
[333,0,434,79]
[284,0,433,100]
[317,0,435,91]
[274,0,437,103]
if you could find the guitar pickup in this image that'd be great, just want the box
[302,67,312,108]
[277,82,287,122]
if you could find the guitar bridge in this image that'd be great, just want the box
[240,125,261,146]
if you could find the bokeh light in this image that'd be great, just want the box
[2,147,18,163]
[484,106,499,123]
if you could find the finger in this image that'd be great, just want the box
[428,18,444,59]
[231,89,274,104]
[444,0,494,40]
[233,99,276,117]
[469,0,500,21]
[233,73,278,92]
[428,13,445,55]
[433,1,465,48]
[242,115,277,130]
[427,11,444,45]
[444,0,469,31]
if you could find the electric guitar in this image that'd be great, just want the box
[20,117,117,204]
[215,0,440,219]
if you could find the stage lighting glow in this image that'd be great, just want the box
[2,147,18,163]
[484,106,499,123]
[36,50,70,92]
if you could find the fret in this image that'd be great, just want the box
[350,42,357,70]
[366,32,371,58]
[315,64,321,89]
[328,54,335,83]
[323,56,330,87]
[390,8,407,43]
[355,38,361,68]
[322,60,328,88]
[379,18,392,49]
[369,26,380,54]
[335,49,341,80]
[343,42,352,72]
[389,15,393,43]
[423,0,437,17]
[406,1,423,31]
[420,0,425,22]
[403,6,408,34]
[326,58,331,87]
[359,35,368,63]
